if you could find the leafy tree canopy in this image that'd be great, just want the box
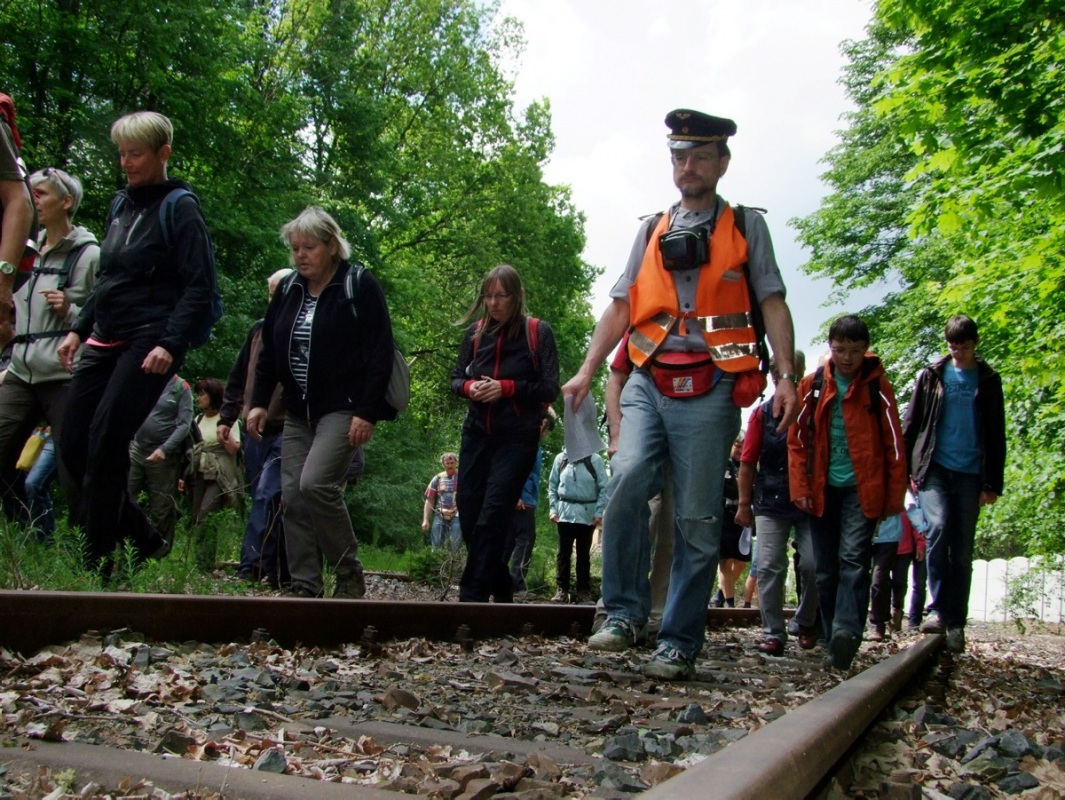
[792,0,1065,557]
[1,0,593,549]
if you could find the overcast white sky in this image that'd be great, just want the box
[495,0,880,356]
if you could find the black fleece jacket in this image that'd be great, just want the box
[72,180,214,363]
[252,262,394,423]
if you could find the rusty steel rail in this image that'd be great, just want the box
[0,590,758,654]
[644,633,944,800]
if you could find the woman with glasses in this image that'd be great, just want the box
[451,264,559,602]
[57,111,215,573]
[0,167,98,529]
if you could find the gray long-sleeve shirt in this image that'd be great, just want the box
[131,374,193,458]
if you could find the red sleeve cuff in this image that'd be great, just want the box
[463,380,476,396]
[499,380,515,398]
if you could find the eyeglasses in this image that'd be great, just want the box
[671,152,719,166]
[829,345,866,358]
[483,293,512,302]
[42,167,71,198]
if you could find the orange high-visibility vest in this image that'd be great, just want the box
[627,206,760,371]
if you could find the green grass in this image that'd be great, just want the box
[0,504,586,599]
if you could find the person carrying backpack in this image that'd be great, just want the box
[788,315,907,671]
[547,447,608,603]
[451,264,559,603]
[0,167,98,525]
[58,111,218,573]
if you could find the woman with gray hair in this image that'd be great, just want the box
[248,206,395,599]
[0,167,98,527]
[57,110,216,571]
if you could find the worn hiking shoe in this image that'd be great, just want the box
[588,617,637,652]
[333,567,367,599]
[283,584,323,599]
[945,627,966,653]
[920,612,946,634]
[824,632,859,671]
[642,644,696,681]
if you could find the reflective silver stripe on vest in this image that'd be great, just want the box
[707,341,761,361]
[630,312,675,358]
[695,311,753,332]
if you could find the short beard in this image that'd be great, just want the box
[678,182,715,200]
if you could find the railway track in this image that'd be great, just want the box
[0,590,945,799]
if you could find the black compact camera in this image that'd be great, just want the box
[659,227,709,271]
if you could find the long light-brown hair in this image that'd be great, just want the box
[459,263,527,338]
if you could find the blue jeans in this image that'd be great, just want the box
[239,430,288,585]
[810,486,877,642]
[24,436,57,540]
[919,463,982,629]
[755,513,818,641]
[601,369,739,659]
[430,514,462,549]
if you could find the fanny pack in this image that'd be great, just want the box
[648,352,719,398]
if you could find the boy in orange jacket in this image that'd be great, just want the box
[788,315,907,670]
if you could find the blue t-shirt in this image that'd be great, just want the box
[933,364,980,473]
[828,372,857,487]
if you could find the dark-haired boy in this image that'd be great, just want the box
[789,315,907,670]
[902,315,1005,653]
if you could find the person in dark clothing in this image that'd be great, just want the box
[220,268,292,588]
[248,206,394,600]
[903,314,1006,653]
[58,111,215,571]
[451,264,559,603]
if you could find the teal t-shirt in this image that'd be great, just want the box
[932,364,980,474]
[828,372,857,487]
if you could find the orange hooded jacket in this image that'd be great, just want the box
[787,355,907,519]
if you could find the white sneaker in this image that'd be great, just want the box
[588,617,636,652]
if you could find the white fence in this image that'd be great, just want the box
[968,557,1064,623]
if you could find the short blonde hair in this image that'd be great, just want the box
[110,111,173,151]
[279,206,351,263]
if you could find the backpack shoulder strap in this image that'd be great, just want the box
[807,366,826,432]
[344,263,366,320]
[279,271,298,297]
[158,188,195,249]
[107,194,126,227]
[732,204,746,239]
[55,241,92,290]
[525,316,541,370]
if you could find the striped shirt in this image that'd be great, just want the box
[289,295,317,392]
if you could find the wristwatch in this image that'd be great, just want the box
[0,260,15,276]
[778,373,800,383]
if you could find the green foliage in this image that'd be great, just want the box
[792,1,1065,558]
[0,0,596,557]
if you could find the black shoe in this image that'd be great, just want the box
[826,632,858,671]
[282,585,323,599]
